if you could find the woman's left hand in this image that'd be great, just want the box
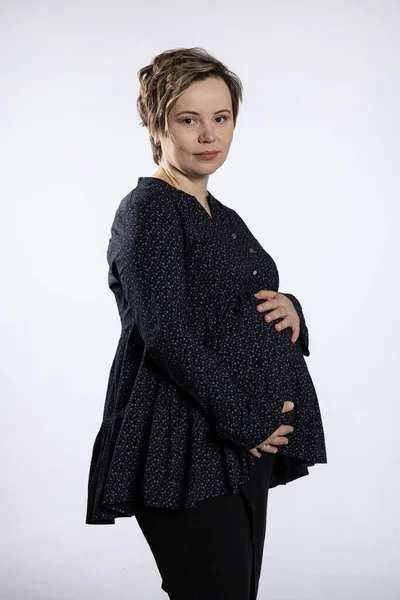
[253,290,300,344]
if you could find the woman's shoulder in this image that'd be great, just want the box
[120,178,177,210]
[113,178,181,229]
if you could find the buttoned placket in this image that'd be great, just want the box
[231,232,258,276]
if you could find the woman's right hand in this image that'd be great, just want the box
[248,401,295,458]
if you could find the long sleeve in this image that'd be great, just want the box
[109,194,284,450]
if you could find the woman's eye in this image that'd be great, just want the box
[182,116,229,125]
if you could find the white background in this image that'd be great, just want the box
[2,1,399,598]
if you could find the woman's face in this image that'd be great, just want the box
[158,76,234,178]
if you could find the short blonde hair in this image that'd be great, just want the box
[136,47,243,165]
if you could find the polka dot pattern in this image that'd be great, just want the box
[85,177,327,525]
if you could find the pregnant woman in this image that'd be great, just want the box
[85,47,327,600]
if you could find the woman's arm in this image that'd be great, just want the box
[109,194,284,450]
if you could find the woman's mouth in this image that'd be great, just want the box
[194,152,219,160]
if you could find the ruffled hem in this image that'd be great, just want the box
[86,395,323,525]
[85,313,326,525]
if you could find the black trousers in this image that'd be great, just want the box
[134,452,276,600]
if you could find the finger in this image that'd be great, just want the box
[267,435,289,446]
[273,315,293,331]
[266,424,294,441]
[281,401,295,413]
[255,299,277,313]
[258,443,278,454]
[276,425,294,435]
[259,437,287,449]
[262,307,285,323]
[254,290,277,300]
[265,444,278,454]
[248,448,262,458]
[291,323,301,343]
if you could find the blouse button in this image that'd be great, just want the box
[249,247,255,253]
[231,233,237,239]
[252,270,258,275]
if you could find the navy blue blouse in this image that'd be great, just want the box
[86,177,327,525]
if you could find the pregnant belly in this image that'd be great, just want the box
[214,292,326,464]
[215,293,302,392]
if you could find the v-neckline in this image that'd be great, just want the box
[141,177,214,221]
